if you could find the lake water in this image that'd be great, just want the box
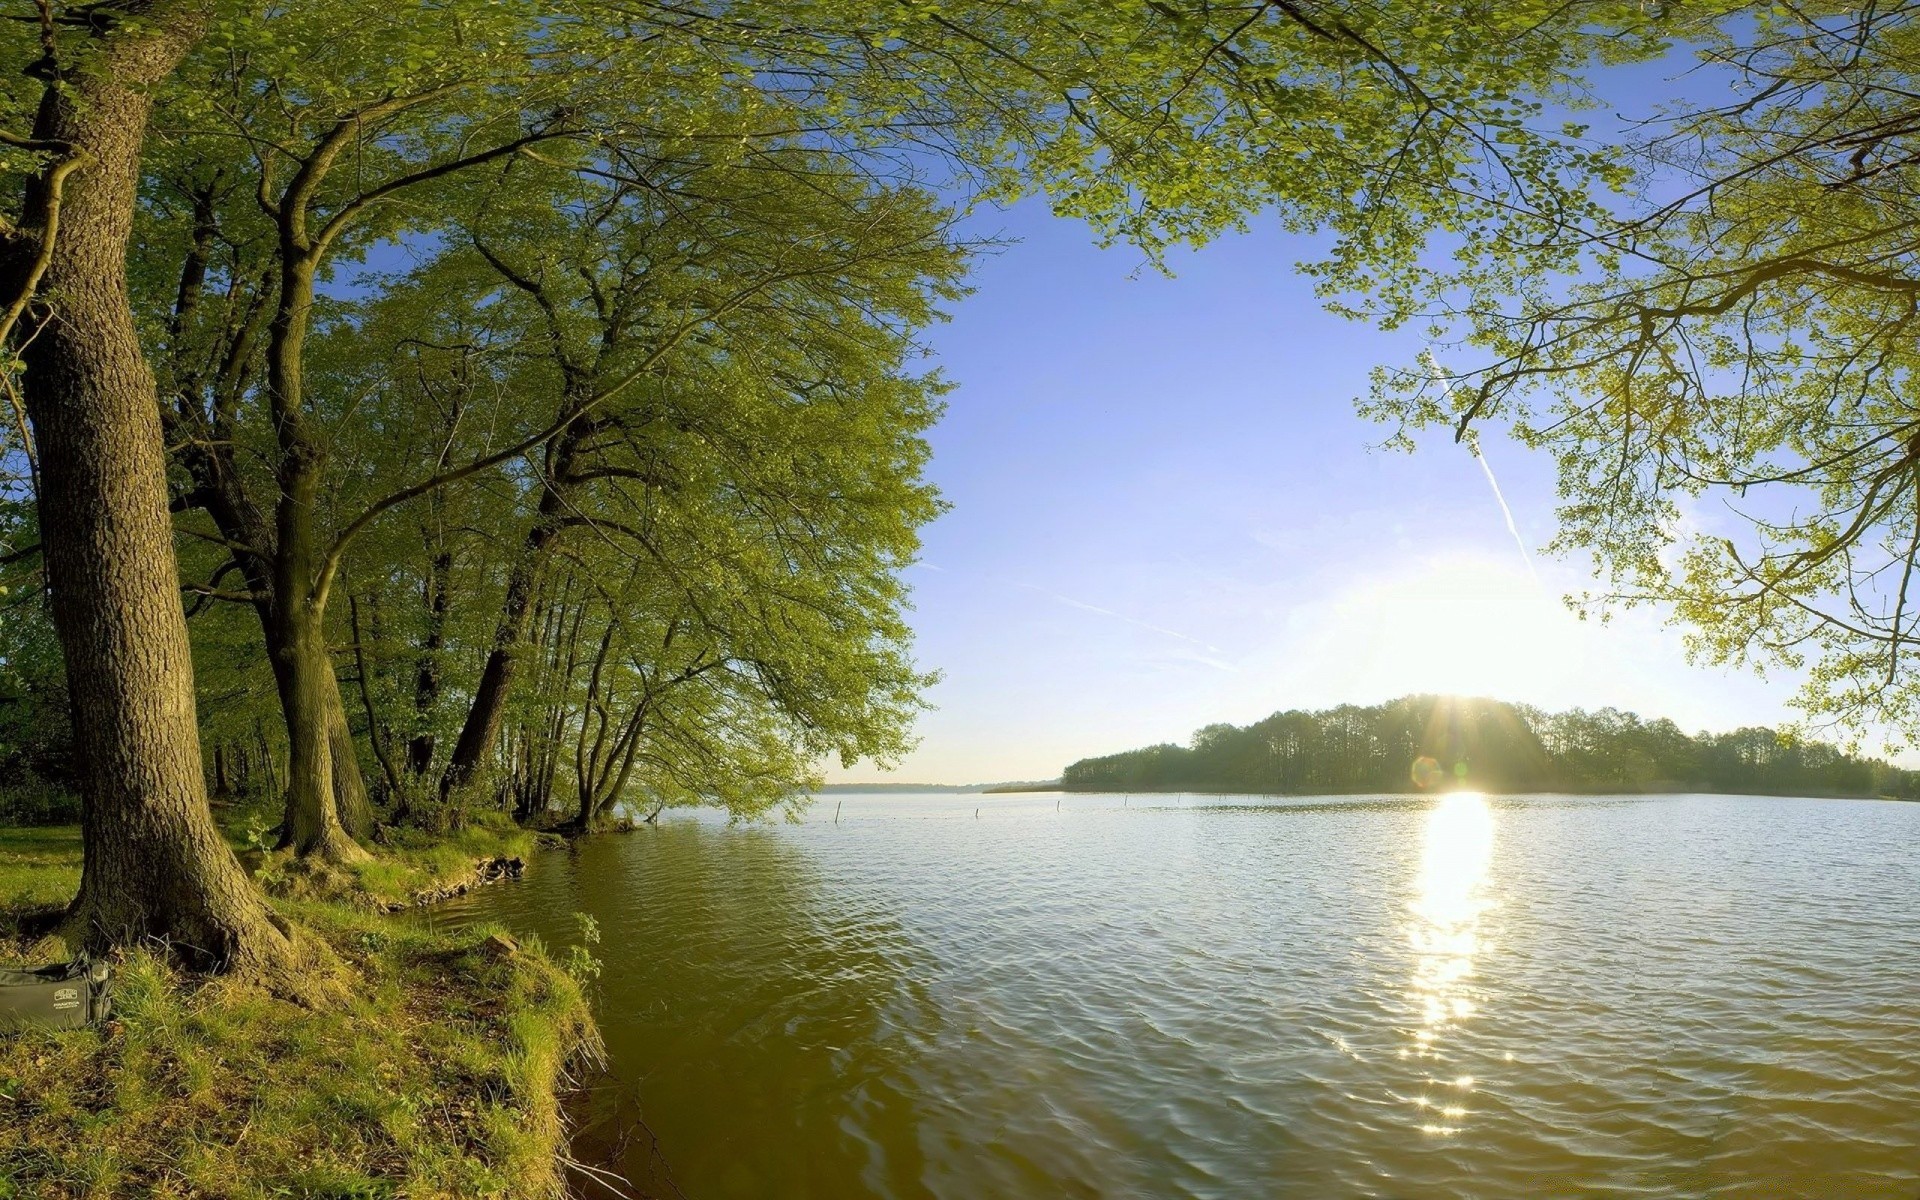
[437,791,1920,1199]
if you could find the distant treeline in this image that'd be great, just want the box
[1060,696,1920,799]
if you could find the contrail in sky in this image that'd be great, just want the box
[1424,347,1541,585]
[1467,433,1541,586]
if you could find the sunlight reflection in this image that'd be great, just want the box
[1406,791,1495,1134]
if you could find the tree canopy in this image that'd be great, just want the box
[0,0,1713,967]
[1361,3,1920,748]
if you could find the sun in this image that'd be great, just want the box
[1326,554,1579,701]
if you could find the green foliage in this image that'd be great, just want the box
[0,512,66,809]
[0,779,77,827]
[10,1,1698,829]
[102,0,1669,832]
[1357,6,1920,745]
[1062,695,1920,799]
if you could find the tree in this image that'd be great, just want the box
[142,0,1659,841]
[422,136,962,807]
[337,137,957,828]
[149,29,965,840]
[1,1,301,975]
[1363,5,1920,748]
[5,0,1671,961]
[147,2,646,862]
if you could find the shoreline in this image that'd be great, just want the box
[0,823,603,1199]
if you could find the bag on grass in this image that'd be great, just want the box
[0,957,112,1032]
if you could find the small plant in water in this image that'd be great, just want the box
[563,911,603,984]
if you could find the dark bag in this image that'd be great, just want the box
[0,957,113,1032]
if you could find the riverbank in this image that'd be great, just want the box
[0,825,598,1199]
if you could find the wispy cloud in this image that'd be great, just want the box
[912,557,1230,659]
[1015,582,1231,659]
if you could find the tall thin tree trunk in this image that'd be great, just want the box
[440,419,592,797]
[439,528,554,797]
[324,667,375,837]
[347,592,403,798]
[13,1,299,974]
[255,720,279,801]
[254,174,371,862]
[409,535,451,777]
[269,555,365,864]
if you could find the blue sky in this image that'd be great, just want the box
[827,197,1802,784]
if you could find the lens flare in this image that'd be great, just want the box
[1411,755,1443,789]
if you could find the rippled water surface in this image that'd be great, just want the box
[439,792,1920,1198]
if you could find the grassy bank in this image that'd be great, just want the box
[0,825,598,1200]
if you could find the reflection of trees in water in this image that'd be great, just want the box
[510,823,936,1200]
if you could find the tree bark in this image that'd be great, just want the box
[12,1,300,975]
[173,427,376,841]
[249,164,369,861]
[270,593,364,863]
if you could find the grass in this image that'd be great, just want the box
[0,825,82,943]
[349,816,548,910]
[0,824,599,1200]
[248,815,551,914]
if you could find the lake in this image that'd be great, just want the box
[437,791,1920,1198]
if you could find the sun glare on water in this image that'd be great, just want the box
[1404,791,1497,1134]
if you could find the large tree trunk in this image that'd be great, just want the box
[13,1,300,975]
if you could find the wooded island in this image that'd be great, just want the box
[1063,697,1920,799]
